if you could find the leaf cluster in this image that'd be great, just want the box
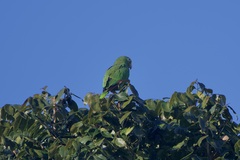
[0,81,239,159]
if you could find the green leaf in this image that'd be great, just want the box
[120,126,134,136]
[59,146,68,158]
[214,157,225,160]
[4,105,15,116]
[194,135,208,147]
[172,137,189,150]
[119,111,132,125]
[180,149,194,160]
[205,88,213,94]
[15,136,22,144]
[78,136,92,145]
[133,126,145,138]
[186,81,196,102]
[113,138,127,148]
[121,96,133,109]
[55,88,65,103]
[199,117,206,133]
[160,101,172,112]
[209,105,217,114]
[196,91,205,100]
[68,100,78,111]
[169,92,186,107]
[221,106,232,121]
[70,121,83,134]
[201,96,210,108]
[198,82,205,90]
[186,81,196,94]
[209,122,217,132]
[34,149,45,158]
[13,113,27,131]
[234,140,240,158]
[145,99,157,111]
[100,128,112,138]
[95,138,105,147]
[218,94,226,106]
[114,92,128,101]
[129,84,139,97]
[93,154,107,160]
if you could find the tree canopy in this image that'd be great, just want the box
[0,81,239,159]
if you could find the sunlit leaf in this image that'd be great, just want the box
[15,136,22,144]
[172,137,189,150]
[119,111,131,125]
[201,96,210,108]
[121,96,133,109]
[100,128,112,138]
[120,126,134,136]
[113,138,126,148]
[194,135,208,147]
[114,92,128,101]
[197,91,205,100]
[79,136,92,145]
[95,138,105,147]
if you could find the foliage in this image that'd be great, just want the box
[0,81,239,159]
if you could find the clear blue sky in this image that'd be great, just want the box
[1,1,239,121]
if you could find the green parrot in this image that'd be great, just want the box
[100,56,132,99]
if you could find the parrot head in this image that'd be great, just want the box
[114,56,132,69]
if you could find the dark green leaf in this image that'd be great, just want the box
[129,84,139,97]
[3,105,15,116]
[235,140,240,158]
[199,117,206,133]
[198,82,205,90]
[68,100,78,111]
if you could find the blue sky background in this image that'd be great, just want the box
[1,1,239,122]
